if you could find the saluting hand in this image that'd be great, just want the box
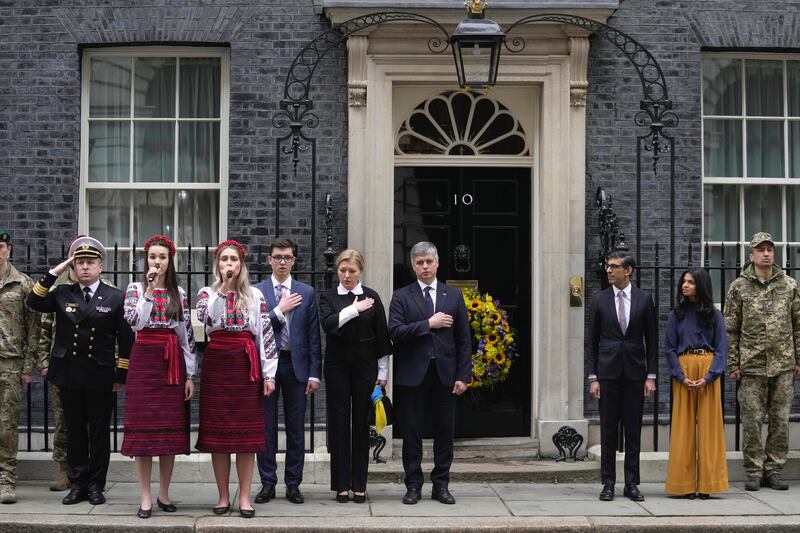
[52,254,76,276]
[353,296,374,313]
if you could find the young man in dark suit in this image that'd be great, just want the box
[388,241,471,505]
[586,250,657,502]
[26,236,134,506]
[254,238,321,505]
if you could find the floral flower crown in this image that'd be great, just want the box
[143,234,176,256]
[215,239,247,260]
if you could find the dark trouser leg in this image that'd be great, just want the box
[60,386,89,490]
[256,372,280,487]
[86,389,113,491]
[598,379,621,486]
[398,368,429,491]
[430,364,455,490]
[324,356,352,492]
[280,356,307,487]
[621,379,645,486]
[350,359,377,493]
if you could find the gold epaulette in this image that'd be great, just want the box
[116,358,129,370]
[31,281,48,297]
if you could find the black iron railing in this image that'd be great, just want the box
[18,243,334,454]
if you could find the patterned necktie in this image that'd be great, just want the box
[617,291,627,335]
[83,286,92,304]
[423,286,434,318]
[275,284,290,349]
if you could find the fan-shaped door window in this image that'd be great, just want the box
[396,91,529,156]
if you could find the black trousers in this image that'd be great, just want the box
[397,360,455,491]
[598,378,645,486]
[324,353,377,492]
[59,386,113,492]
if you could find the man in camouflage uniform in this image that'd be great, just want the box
[0,229,40,504]
[725,232,800,491]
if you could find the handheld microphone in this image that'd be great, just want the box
[226,271,233,279]
[147,272,156,283]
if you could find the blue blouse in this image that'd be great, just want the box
[664,306,728,383]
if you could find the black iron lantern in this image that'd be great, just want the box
[450,0,505,91]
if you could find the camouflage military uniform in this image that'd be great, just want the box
[0,263,39,492]
[724,262,800,478]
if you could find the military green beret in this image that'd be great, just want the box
[0,229,9,244]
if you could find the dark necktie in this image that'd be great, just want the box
[83,286,92,304]
[423,286,434,318]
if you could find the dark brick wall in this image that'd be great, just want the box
[584,0,800,420]
[0,0,348,273]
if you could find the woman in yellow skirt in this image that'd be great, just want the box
[664,268,729,499]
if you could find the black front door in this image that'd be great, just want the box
[393,166,531,437]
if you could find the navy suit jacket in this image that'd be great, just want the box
[586,284,657,381]
[388,280,472,388]
[254,277,321,382]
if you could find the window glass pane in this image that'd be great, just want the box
[178,190,219,247]
[787,186,800,241]
[745,59,783,117]
[88,190,130,246]
[789,61,800,117]
[744,185,782,240]
[746,120,784,177]
[179,58,220,118]
[134,57,176,118]
[702,57,742,116]
[90,57,131,118]
[703,119,742,177]
[133,190,175,244]
[89,121,130,182]
[179,122,220,183]
[704,184,739,241]
[134,122,174,182]
[790,121,800,179]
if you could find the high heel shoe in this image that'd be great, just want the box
[137,507,152,519]
[157,498,177,512]
[336,492,349,503]
[239,507,255,518]
[353,493,367,504]
[212,503,231,515]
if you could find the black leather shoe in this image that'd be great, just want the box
[62,488,87,505]
[239,508,255,518]
[137,507,152,519]
[157,498,177,512]
[698,493,710,500]
[212,503,230,515]
[336,492,350,503]
[285,485,304,504]
[353,493,366,504]
[623,484,645,502]
[88,489,105,505]
[402,488,421,505]
[431,487,456,504]
[255,484,276,504]
[599,484,614,501]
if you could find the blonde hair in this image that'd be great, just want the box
[211,245,252,313]
[335,249,365,272]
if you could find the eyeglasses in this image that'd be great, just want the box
[606,263,625,270]
[271,255,295,264]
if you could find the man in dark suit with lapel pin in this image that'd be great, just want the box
[586,250,657,502]
[254,238,321,505]
[388,241,471,505]
[26,236,134,506]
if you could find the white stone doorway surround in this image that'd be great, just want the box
[324,4,617,455]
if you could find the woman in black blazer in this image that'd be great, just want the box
[320,249,392,503]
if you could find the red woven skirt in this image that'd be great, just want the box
[121,328,189,457]
[196,331,266,453]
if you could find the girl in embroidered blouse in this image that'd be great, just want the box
[195,240,277,519]
[664,268,729,498]
[121,235,197,519]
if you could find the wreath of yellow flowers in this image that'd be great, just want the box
[461,288,518,390]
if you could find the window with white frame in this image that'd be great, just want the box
[702,54,800,288]
[80,47,228,290]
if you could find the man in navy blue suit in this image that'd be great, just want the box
[254,238,321,505]
[586,251,657,503]
[388,241,471,505]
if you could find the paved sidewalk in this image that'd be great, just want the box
[2,480,800,532]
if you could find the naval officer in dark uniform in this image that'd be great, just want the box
[27,236,134,505]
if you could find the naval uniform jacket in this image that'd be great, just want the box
[27,272,134,391]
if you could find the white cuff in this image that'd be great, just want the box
[308,377,321,384]
[646,374,657,380]
[338,305,359,328]
[377,355,389,381]
[273,307,287,323]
